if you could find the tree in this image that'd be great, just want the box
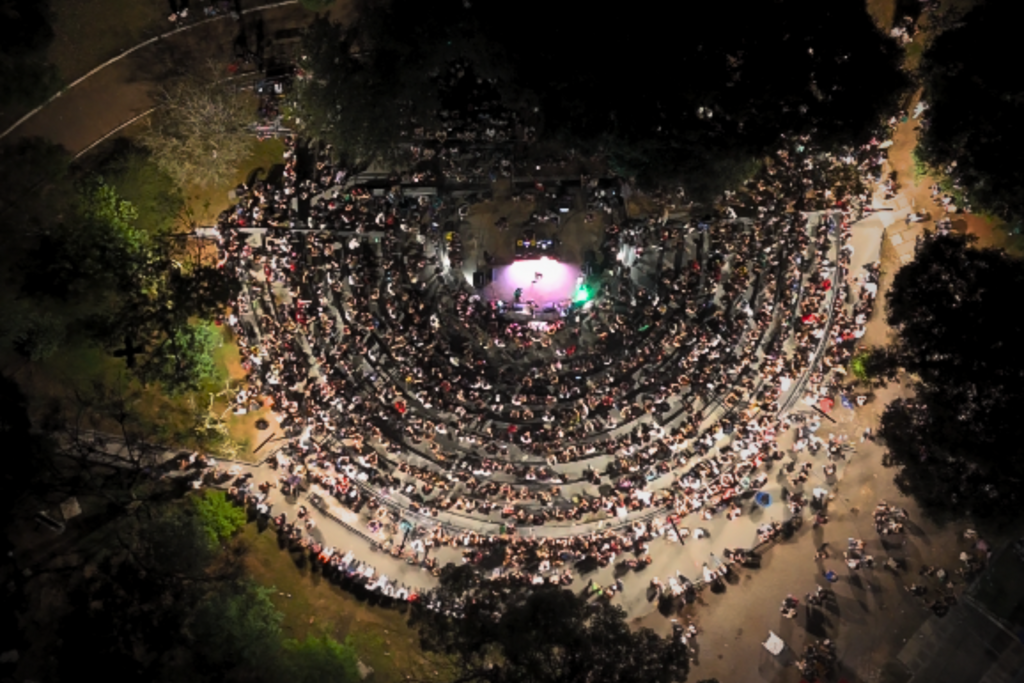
[0,375,54,519]
[191,489,247,546]
[141,67,254,188]
[10,309,66,360]
[297,0,904,195]
[103,147,187,236]
[411,564,689,683]
[469,0,904,195]
[280,634,362,683]
[189,581,283,671]
[295,6,512,169]
[0,0,61,107]
[918,1,1024,222]
[145,320,221,395]
[880,232,1024,517]
[19,175,150,319]
[46,499,254,683]
[0,138,73,238]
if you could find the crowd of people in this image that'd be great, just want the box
[203,125,892,601]
[180,52,927,620]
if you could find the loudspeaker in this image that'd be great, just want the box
[473,270,493,288]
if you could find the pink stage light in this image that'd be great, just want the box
[489,259,580,305]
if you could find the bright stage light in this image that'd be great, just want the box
[490,259,581,305]
[573,282,595,304]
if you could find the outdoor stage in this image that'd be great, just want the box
[484,258,582,308]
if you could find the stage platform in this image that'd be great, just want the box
[483,258,581,308]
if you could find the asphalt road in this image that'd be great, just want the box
[8,2,322,155]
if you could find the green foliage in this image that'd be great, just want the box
[474,0,905,193]
[147,320,221,395]
[298,0,905,193]
[850,350,872,383]
[0,0,61,107]
[281,634,362,683]
[0,138,74,241]
[141,68,255,188]
[135,504,220,576]
[103,148,184,236]
[81,176,145,249]
[413,564,688,683]
[911,148,929,183]
[918,1,1024,222]
[8,174,156,358]
[881,232,1024,517]
[2,147,236,398]
[9,310,66,361]
[191,489,247,546]
[296,9,512,168]
[21,175,152,306]
[190,581,283,669]
[295,18,407,168]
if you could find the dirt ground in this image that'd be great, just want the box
[630,252,1017,682]
[626,18,1022,679]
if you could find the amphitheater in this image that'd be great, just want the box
[211,127,886,613]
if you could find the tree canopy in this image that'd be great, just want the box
[296,0,906,197]
[0,138,74,237]
[0,0,61,107]
[880,232,1024,517]
[0,144,234,393]
[295,6,510,169]
[473,0,905,192]
[412,564,689,683]
[21,489,362,683]
[145,320,222,395]
[141,69,255,188]
[189,581,284,671]
[191,488,248,546]
[918,0,1024,222]
[280,634,362,683]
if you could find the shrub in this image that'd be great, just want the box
[850,350,873,383]
[191,489,246,546]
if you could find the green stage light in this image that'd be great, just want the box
[573,283,592,303]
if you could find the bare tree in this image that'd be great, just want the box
[141,65,255,189]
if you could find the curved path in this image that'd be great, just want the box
[3,1,330,155]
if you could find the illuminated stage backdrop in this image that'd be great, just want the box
[486,258,581,306]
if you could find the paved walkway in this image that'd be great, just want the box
[5,1,343,155]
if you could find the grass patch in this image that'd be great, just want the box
[240,525,454,683]
[186,138,286,225]
[911,149,971,208]
[911,148,930,183]
[905,41,924,70]
[936,174,969,211]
